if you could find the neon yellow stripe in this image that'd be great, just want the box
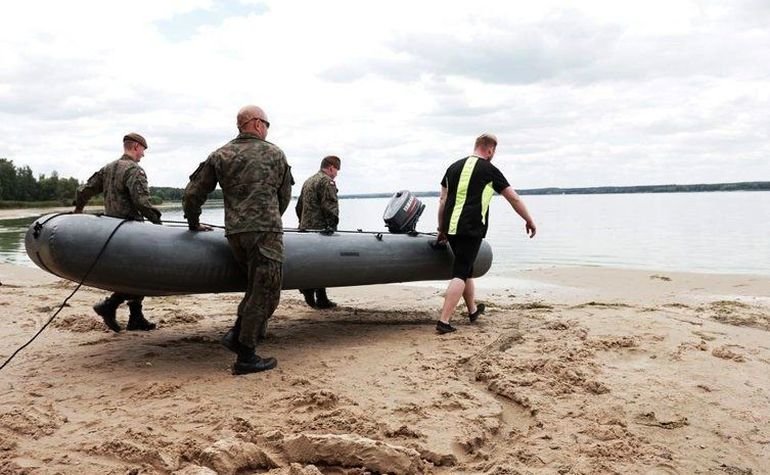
[448,156,478,234]
[481,183,495,224]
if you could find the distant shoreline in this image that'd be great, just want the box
[339,181,770,199]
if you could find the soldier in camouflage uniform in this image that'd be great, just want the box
[295,155,341,309]
[183,105,292,375]
[74,132,162,333]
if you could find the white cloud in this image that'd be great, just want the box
[0,0,768,195]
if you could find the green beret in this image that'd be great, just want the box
[123,132,148,149]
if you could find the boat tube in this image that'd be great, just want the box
[25,214,493,296]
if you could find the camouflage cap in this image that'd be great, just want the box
[123,132,148,149]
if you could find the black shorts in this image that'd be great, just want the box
[447,234,483,281]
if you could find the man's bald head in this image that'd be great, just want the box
[237,105,268,131]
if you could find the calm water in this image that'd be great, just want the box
[3,192,769,276]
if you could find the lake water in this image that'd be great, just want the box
[2,191,769,277]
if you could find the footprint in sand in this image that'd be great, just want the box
[634,411,689,429]
[711,345,747,362]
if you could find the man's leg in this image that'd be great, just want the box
[93,293,126,332]
[436,278,465,334]
[126,296,156,331]
[437,234,482,333]
[223,234,250,352]
[463,278,485,322]
[439,278,466,324]
[230,233,280,374]
[299,289,316,308]
[315,288,336,309]
[237,245,281,349]
[462,278,476,315]
[221,315,242,353]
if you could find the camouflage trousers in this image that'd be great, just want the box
[227,232,283,349]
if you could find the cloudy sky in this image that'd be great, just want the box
[1,0,768,194]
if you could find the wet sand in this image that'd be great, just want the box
[1,263,768,474]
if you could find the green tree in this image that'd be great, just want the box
[38,171,60,201]
[16,165,36,201]
[0,158,17,200]
[56,177,79,203]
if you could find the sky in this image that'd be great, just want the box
[1,0,768,194]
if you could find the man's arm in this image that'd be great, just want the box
[295,188,303,222]
[436,185,448,243]
[500,186,536,238]
[73,170,104,212]
[320,181,339,230]
[278,163,293,216]
[183,159,218,230]
[126,167,162,224]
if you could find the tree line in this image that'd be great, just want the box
[0,158,80,204]
[0,158,223,206]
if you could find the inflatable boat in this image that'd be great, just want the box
[24,213,493,296]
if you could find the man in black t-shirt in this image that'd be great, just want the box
[435,133,537,334]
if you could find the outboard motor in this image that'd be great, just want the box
[383,190,425,233]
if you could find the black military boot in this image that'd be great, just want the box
[232,347,277,375]
[224,318,268,354]
[221,316,243,353]
[93,295,124,332]
[299,289,316,308]
[315,288,337,309]
[126,301,157,331]
[221,327,239,353]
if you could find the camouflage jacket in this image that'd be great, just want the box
[183,132,293,240]
[75,155,161,223]
[295,170,339,230]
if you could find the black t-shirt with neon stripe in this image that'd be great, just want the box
[440,155,510,238]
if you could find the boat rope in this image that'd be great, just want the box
[158,219,439,237]
[31,211,71,238]
[0,216,130,372]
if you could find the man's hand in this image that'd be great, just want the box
[436,230,448,244]
[149,209,163,225]
[189,223,213,232]
[525,220,536,238]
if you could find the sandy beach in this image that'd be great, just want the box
[1,262,768,474]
